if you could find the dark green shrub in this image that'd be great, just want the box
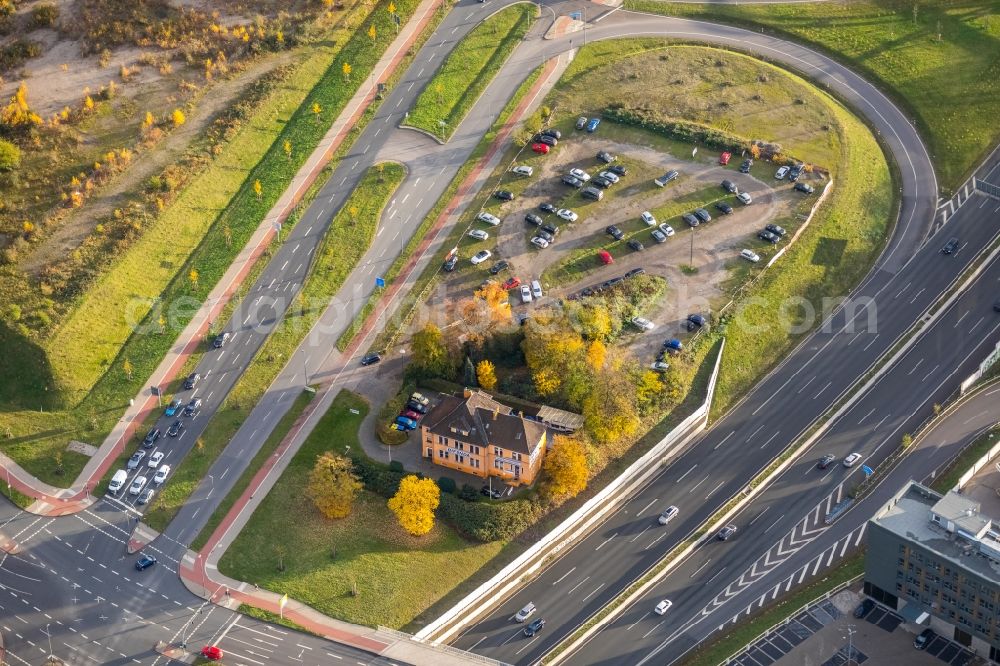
[438,476,457,494]
[459,483,478,501]
[388,460,404,474]
[31,4,59,28]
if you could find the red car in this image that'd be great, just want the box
[502,277,522,290]
[400,409,421,421]
[598,250,613,265]
[531,143,550,155]
[719,151,732,165]
[201,646,223,661]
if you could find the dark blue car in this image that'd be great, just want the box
[135,554,157,571]
[586,118,601,133]
[395,416,418,431]
[663,338,683,353]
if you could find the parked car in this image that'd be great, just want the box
[520,285,532,303]
[737,192,752,205]
[212,332,230,349]
[632,317,655,331]
[663,338,683,353]
[568,168,590,182]
[606,225,624,240]
[129,476,148,496]
[717,525,738,541]
[361,352,382,366]
[562,174,583,188]
[586,118,600,133]
[166,420,184,437]
[592,176,612,189]
[525,213,543,227]
[794,182,815,194]
[721,179,738,194]
[651,360,670,373]
[625,267,645,279]
[654,600,673,615]
[775,165,790,179]
[540,128,561,140]
[481,484,504,499]
[494,190,514,201]
[597,151,616,163]
[541,223,559,236]
[598,171,619,184]
[153,464,171,485]
[410,392,430,406]
[715,201,733,215]
[575,116,588,130]
[627,239,644,252]
[686,314,706,330]
[609,164,628,177]
[394,416,418,431]
[470,250,492,265]
[182,372,201,390]
[135,554,157,570]
[468,229,489,241]
[640,211,657,226]
[443,254,458,272]
[598,249,614,265]
[843,452,862,467]
[654,170,679,187]
[758,230,780,244]
[501,276,521,290]
[512,166,533,178]
[400,409,422,421]
[406,400,428,414]
[719,151,732,165]
[183,397,202,417]
[142,428,161,448]
[539,202,557,214]
[682,213,700,228]
[765,224,786,237]
[531,142,550,155]
[740,158,753,173]
[531,237,550,249]
[165,398,183,417]
[137,488,155,505]
[658,223,675,237]
[515,602,537,623]
[556,208,578,222]
[915,629,934,650]
[147,451,165,469]
[477,211,501,226]
[581,186,603,201]
[651,229,667,244]
[854,599,875,619]
[658,506,679,524]
[489,260,510,275]
[534,134,557,147]
[941,237,960,254]
[127,450,146,470]
[740,249,760,263]
[531,280,543,299]
[788,163,805,181]
[694,208,712,223]
[523,618,546,637]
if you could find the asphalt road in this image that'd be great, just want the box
[0,3,971,665]
[452,170,998,663]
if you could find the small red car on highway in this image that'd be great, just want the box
[201,646,223,661]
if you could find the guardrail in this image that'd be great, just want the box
[376,627,509,665]
[414,340,725,644]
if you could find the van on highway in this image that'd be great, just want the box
[109,469,128,494]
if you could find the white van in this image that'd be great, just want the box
[108,469,128,494]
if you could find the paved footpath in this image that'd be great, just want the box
[0,0,446,516]
[177,46,571,662]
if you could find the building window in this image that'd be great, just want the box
[494,446,502,457]
[457,442,464,451]
[494,459,503,470]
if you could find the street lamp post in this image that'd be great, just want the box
[46,622,54,658]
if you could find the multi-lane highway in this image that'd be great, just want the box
[449,148,999,663]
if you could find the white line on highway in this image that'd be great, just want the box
[351,161,358,170]
[894,281,911,298]
[906,358,924,375]
[413,177,420,186]
[515,635,540,656]
[595,533,618,551]
[374,127,381,139]
[281,261,289,271]
[909,287,926,303]
[759,431,780,450]
[857,407,876,424]
[871,413,890,431]
[714,431,735,450]
[921,364,940,383]
[217,649,265,666]
[854,525,867,546]
[846,332,861,347]
[690,559,712,578]
[748,507,770,526]
[796,376,816,394]
[567,576,590,595]
[305,226,312,235]
[688,474,709,493]
[630,525,653,543]
[417,67,424,77]
[291,244,299,255]
[839,537,851,558]
[676,465,697,482]
[636,499,658,517]
[763,514,785,534]
[706,480,726,499]
[707,567,727,584]
[407,81,414,91]
[642,619,665,639]
[970,315,986,332]
[812,380,832,400]
[583,584,605,601]
[862,333,881,352]
[826,546,837,567]
[746,424,766,441]
[954,310,969,327]
[268,278,276,289]
[811,556,823,576]
[233,353,240,363]
[552,567,576,586]
[401,193,410,204]
[325,652,344,660]
[297,262,303,272]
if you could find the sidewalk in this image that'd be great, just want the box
[1,0,447,517]
[178,47,571,663]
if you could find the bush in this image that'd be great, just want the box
[0,139,20,171]
[459,483,478,501]
[31,4,59,28]
[438,476,457,494]
[604,104,746,152]
[439,494,542,542]
[388,460,404,474]
[0,39,42,71]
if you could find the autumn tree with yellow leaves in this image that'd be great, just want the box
[543,435,589,498]
[476,359,497,391]
[307,453,362,519]
[388,475,440,536]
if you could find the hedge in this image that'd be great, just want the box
[604,105,748,152]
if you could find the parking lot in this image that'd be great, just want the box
[726,588,978,666]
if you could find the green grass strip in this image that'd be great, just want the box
[44,0,425,404]
[931,426,1000,494]
[407,3,536,139]
[625,0,1000,191]
[141,164,404,532]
